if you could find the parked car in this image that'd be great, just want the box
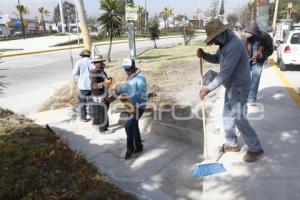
[277,30,300,71]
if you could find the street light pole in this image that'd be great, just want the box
[58,0,65,33]
[75,0,91,50]
[17,0,25,39]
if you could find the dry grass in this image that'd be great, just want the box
[37,41,218,112]
[0,108,135,199]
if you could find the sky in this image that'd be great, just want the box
[0,0,248,20]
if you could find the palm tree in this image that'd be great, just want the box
[148,19,160,48]
[159,7,173,31]
[38,7,49,32]
[16,0,30,38]
[137,5,144,32]
[98,0,123,62]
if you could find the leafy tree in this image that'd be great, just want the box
[148,19,160,48]
[204,0,218,20]
[38,7,49,32]
[227,14,239,29]
[98,0,123,62]
[53,1,76,30]
[269,0,300,24]
[159,7,173,31]
[238,2,256,29]
[182,25,195,45]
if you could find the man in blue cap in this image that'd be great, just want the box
[116,58,148,160]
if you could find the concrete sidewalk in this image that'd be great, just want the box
[0,35,184,58]
[204,64,300,200]
[29,108,204,200]
[28,63,300,199]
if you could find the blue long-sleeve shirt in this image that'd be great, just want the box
[117,69,148,109]
[72,57,94,90]
[203,30,251,92]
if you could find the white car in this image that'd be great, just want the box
[277,30,300,71]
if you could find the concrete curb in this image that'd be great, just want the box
[0,35,184,58]
[269,56,300,108]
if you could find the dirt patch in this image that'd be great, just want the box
[0,108,135,199]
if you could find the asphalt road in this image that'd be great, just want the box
[0,36,188,114]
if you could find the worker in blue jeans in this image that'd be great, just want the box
[116,58,148,160]
[244,22,274,105]
[198,20,264,162]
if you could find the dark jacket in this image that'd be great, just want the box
[90,69,109,99]
[244,23,273,64]
[203,29,251,91]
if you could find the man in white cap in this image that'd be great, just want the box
[116,58,148,160]
[72,49,94,122]
[197,19,264,162]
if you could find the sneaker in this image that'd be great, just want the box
[125,149,133,160]
[80,118,90,122]
[220,144,241,153]
[247,101,257,106]
[100,129,113,134]
[243,149,264,162]
[133,146,143,154]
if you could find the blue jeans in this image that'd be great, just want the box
[248,63,263,102]
[223,88,262,152]
[124,108,144,151]
[78,90,93,120]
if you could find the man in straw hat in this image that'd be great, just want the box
[90,55,113,134]
[197,19,264,162]
[72,49,94,122]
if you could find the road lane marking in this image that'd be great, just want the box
[270,57,300,108]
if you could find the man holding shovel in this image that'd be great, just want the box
[197,19,264,162]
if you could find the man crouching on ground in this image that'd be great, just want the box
[115,58,148,160]
[197,19,264,162]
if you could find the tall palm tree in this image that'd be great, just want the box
[98,0,123,62]
[159,7,173,31]
[16,0,30,38]
[38,7,49,32]
[137,5,144,32]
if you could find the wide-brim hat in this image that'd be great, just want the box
[204,19,230,44]
[91,55,106,63]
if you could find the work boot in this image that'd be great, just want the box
[125,149,133,160]
[220,144,241,153]
[243,149,264,162]
[133,146,143,154]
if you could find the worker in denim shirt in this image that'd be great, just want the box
[197,20,264,162]
[116,58,148,160]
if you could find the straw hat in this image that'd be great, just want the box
[91,55,106,63]
[204,19,230,44]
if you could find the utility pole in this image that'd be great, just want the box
[256,0,269,32]
[272,0,279,32]
[17,0,25,39]
[75,0,91,50]
[58,0,65,33]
